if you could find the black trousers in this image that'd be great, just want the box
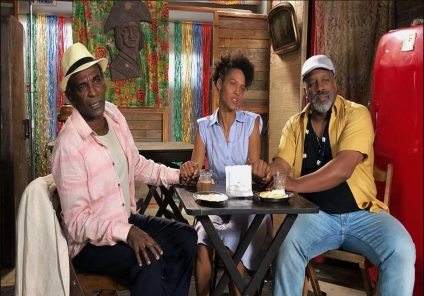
[73,214,197,296]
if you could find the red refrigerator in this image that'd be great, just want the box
[371,24,423,295]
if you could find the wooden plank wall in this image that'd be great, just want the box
[0,0,16,17]
[119,108,168,142]
[214,13,270,113]
[214,12,270,160]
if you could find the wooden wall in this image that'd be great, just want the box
[119,108,168,142]
[1,15,26,269]
[395,1,423,28]
[213,12,270,113]
[213,12,270,160]
[0,0,16,17]
[268,1,306,162]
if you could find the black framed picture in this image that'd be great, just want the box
[268,2,300,55]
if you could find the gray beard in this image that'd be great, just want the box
[311,92,334,114]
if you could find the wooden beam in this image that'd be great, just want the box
[219,28,270,40]
[168,4,217,13]
[212,10,220,112]
[162,108,168,142]
[300,0,309,110]
[217,12,267,20]
[218,38,269,49]
[219,18,268,30]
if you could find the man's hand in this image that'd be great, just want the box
[127,226,163,266]
[248,158,271,183]
[266,175,299,192]
[179,161,200,186]
[284,175,299,192]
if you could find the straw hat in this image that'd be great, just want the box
[59,42,108,92]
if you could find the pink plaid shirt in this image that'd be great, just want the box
[52,102,180,258]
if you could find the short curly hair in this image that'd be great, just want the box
[211,52,254,88]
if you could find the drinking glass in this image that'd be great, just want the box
[199,169,212,191]
[273,172,286,190]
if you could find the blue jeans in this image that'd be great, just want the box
[273,210,415,296]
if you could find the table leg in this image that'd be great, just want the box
[199,214,266,296]
[214,214,266,295]
[156,186,189,224]
[137,185,162,214]
[243,214,298,296]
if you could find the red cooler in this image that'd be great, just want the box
[371,24,423,295]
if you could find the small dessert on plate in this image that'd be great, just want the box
[193,191,228,207]
[257,189,291,202]
[259,189,287,199]
[195,193,228,202]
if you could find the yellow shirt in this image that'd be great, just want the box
[275,95,388,213]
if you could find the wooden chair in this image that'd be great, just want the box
[69,259,130,296]
[305,164,393,296]
[51,190,131,296]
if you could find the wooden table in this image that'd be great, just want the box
[176,184,319,296]
[136,142,193,223]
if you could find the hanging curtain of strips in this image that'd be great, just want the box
[26,14,67,177]
[173,22,212,143]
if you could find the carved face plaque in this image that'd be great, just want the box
[121,21,139,49]
[104,1,152,81]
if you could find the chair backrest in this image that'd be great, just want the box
[373,163,393,206]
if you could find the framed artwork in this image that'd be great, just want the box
[268,2,300,55]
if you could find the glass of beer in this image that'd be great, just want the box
[199,169,212,191]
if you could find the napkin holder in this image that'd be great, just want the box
[225,165,253,197]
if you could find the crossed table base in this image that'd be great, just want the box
[137,185,188,224]
[176,185,319,296]
[134,141,194,224]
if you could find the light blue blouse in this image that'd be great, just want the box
[197,109,263,183]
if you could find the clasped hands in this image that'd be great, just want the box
[247,158,272,185]
[179,161,201,186]
[247,158,297,192]
[178,159,273,187]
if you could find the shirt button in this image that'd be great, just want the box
[112,162,115,165]
[118,183,120,187]
[122,203,125,206]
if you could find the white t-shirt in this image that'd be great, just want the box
[98,118,131,217]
